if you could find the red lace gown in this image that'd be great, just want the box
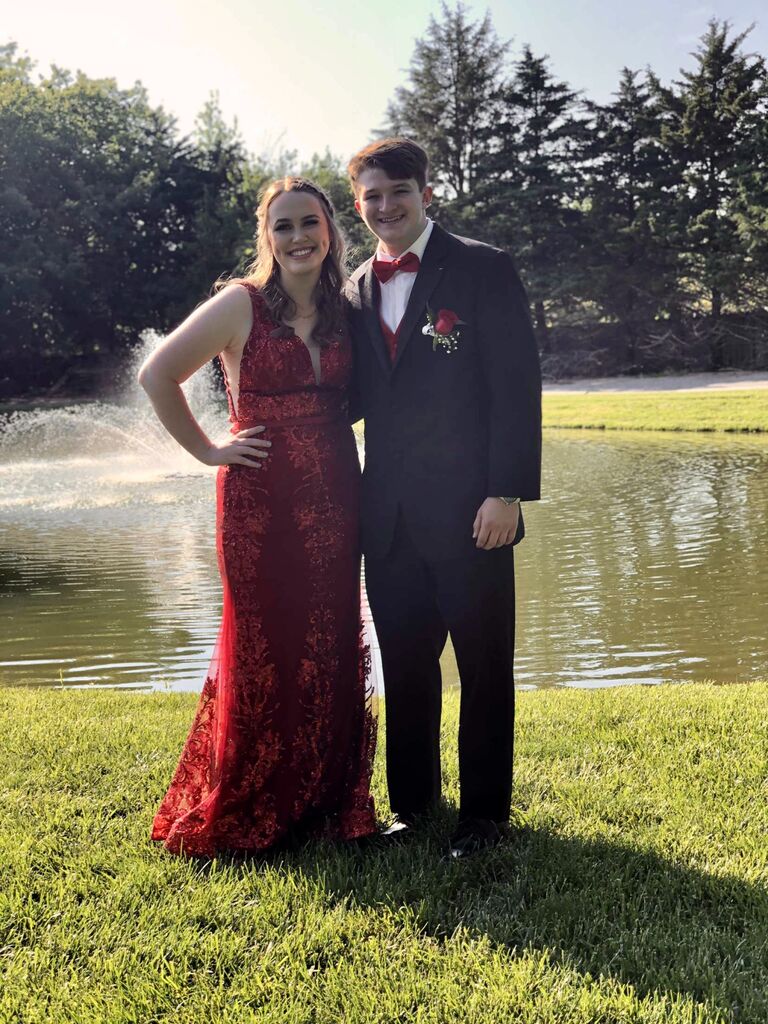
[151,284,377,856]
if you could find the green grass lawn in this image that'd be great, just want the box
[2,683,767,1023]
[543,389,768,433]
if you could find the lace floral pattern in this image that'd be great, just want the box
[151,284,377,857]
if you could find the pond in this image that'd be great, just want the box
[1,367,766,692]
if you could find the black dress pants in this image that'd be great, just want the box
[364,510,516,823]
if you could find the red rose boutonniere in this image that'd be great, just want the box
[421,307,465,354]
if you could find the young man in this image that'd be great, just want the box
[346,138,542,858]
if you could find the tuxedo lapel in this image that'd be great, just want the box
[357,262,392,376]
[391,225,449,372]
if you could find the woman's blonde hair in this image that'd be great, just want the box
[240,176,347,344]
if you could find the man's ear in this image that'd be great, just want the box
[422,185,433,209]
[354,197,362,217]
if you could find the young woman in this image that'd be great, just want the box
[140,178,377,857]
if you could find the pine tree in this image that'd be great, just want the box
[187,91,258,288]
[481,46,584,344]
[650,19,768,366]
[581,69,680,368]
[731,70,768,308]
[383,1,506,200]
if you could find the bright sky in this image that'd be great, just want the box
[5,0,767,164]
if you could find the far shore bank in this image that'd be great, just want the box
[3,370,767,434]
[544,369,768,394]
[543,386,767,433]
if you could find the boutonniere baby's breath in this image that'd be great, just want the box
[421,307,465,354]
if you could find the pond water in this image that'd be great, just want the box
[1,365,766,692]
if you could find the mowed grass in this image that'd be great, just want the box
[543,389,768,433]
[2,683,767,1023]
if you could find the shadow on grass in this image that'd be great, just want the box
[217,813,766,1022]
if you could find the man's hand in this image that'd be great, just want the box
[472,498,520,550]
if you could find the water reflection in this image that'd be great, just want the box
[1,376,766,690]
[515,431,768,688]
[0,515,219,689]
[0,346,224,690]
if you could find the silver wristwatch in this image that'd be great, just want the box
[497,496,520,506]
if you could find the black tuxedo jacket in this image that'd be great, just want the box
[346,222,542,561]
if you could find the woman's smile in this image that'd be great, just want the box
[268,190,331,276]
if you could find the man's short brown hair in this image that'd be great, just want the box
[348,138,430,194]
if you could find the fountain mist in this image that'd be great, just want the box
[0,334,229,515]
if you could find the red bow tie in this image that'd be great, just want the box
[372,251,421,284]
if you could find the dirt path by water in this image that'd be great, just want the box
[545,370,768,394]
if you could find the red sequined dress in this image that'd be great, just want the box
[151,283,377,856]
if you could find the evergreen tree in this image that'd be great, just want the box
[650,19,768,366]
[383,1,506,200]
[581,69,681,367]
[730,69,768,313]
[481,46,584,343]
[193,90,242,157]
[187,91,260,289]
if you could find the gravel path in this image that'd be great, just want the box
[544,370,768,393]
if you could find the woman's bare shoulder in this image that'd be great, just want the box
[215,280,256,313]
[205,283,256,350]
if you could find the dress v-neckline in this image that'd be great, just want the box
[291,331,323,387]
[265,305,324,387]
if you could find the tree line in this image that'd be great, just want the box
[0,43,375,396]
[1,6,767,396]
[386,4,768,376]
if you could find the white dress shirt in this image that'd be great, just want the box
[376,218,434,333]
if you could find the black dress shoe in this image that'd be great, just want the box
[448,818,507,859]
